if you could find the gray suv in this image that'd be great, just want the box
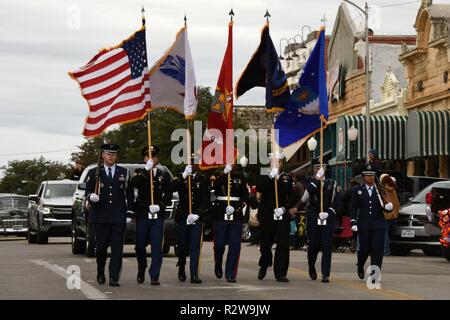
[389,182,448,256]
[28,180,78,244]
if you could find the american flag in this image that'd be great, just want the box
[69,28,151,137]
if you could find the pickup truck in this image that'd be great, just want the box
[425,183,450,261]
[28,180,79,244]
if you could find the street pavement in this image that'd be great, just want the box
[1,236,449,300]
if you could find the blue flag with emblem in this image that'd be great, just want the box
[275,27,328,147]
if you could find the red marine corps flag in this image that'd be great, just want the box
[200,16,237,169]
[69,20,151,137]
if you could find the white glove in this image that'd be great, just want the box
[316,167,325,179]
[149,204,160,213]
[145,159,154,171]
[89,193,99,203]
[188,214,200,223]
[126,217,132,224]
[351,225,358,232]
[274,207,285,217]
[182,165,192,179]
[226,206,235,215]
[269,167,279,179]
[319,212,328,220]
[384,202,393,211]
[224,164,232,174]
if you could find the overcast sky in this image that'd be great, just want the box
[0,0,444,173]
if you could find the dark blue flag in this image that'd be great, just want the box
[236,24,290,112]
[275,28,328,147]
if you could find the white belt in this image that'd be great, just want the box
[216,196,240,201]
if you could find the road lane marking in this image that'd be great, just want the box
[30,259,109,300]
[288,267,424,300]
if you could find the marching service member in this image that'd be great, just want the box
[85,143,134,287]
[212,163,249,283]
[130,145,172,285]
[172,154,210,284]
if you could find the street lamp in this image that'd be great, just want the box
[279,38,289,60]
[307,136,318,176]
[300,25,312,41]
[348,125,359,177]
[342,0,371,163]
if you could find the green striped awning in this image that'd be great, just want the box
[336,115,408,160]
[406,110,450,159]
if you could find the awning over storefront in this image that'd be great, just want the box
[406,110,450,159]
[336,115,408,160]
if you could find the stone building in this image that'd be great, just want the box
[399,0,450,178]
[280,3,416,181]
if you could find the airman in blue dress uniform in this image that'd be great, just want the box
[85,143,134,287]
[351,165,393,279]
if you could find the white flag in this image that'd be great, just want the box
[148,27,197,119]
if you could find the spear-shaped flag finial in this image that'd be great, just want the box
[229,8,235,21]
[321,14,327,26]
[184,13,187,27]
[264,9,271,23]
[141,5,146,26]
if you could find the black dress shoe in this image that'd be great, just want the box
[321,275,330,283]
[190,276,202,284]
[109,278,120,287]
[214,265,223,279]
[137,272,145,284]
[257,267,267,280]
[178,267,187,282]
[97,274,106,285]
[151,278,160,286]
[357,264,365,280]
[276,276,289,282]
[226,277,236,283]
[309,266,317,280]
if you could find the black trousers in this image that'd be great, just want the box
[358,228,385,269]
[258,219,290,279]
[93,223,126,281]
[306,216,335,277]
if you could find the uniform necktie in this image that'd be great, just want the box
[368,186,373,197]
[108,167,112,180]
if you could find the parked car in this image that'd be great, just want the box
[389,182,448,256]
[28,180,79,244]
[0,194,29,237]
[71,163,178,257]
[424,182,450,260]
[353,172,446,205]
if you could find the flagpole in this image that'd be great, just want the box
[186,120,192,215]
[226,9,235,209]
[184,13,193,216]
[320,117,324,213]
[265,9,279,209]
[319,17,326,215]
[142,6,154,206]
